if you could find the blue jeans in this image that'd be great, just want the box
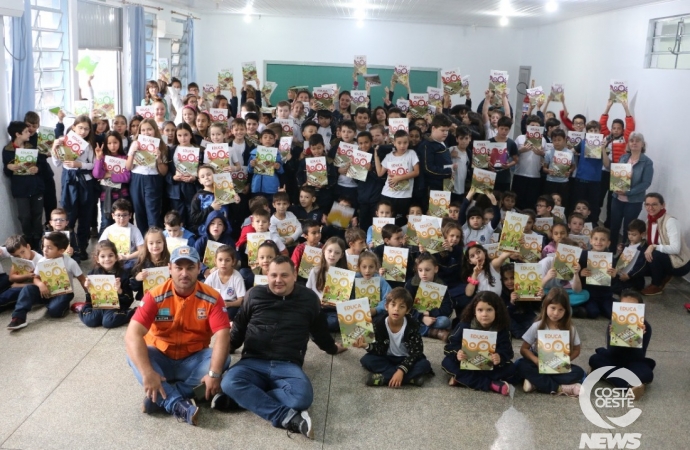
[12,285,74,319]
[419,315,452,336]
[515,358,585,393]
[61,170,97,253]
[609,198,643,250]
[130,173,163,236]
[221,358,314,428]
[79,306,133,328]
[323,308,339,333]
[360,354,432,383]
[127,347,231,414]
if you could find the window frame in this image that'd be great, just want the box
[144,11,156,82]
[646,14,690,69]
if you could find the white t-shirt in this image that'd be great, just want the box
[514,135,546,178]
[99,223,145,253]
[381,150,419,199]
[128,142,160,175]
[317,127,332,151]
[306,266,323,299]
[450,146,469,195]
[270,212,303,243]
[34,254,83,289]
[386,316,409,357]
[204,269,246,303]
[485,121,498,140]
[462,224,494,247]
[229,141,246,166]
[522,320,581,355]
[477,264,502,295]
[0,246,7,274]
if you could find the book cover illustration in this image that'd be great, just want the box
[347,149,372,182]
[428,190,451,218]
[306,157,328,187]
[202,84,215,104]
[158,58,170,84]
[489,142,508,168]
[616,246,639,274]
[372,218,395,248]
[313,87,334,111]
[586,251,613,286]
[349,90,368,114]
[538,330,571,374]
[526,125,544,150]
[526,86,545,106]
[461,329,497,371]
[550,150,572,178]
[554,243,583,281]
[427,87,443,110]
[553,206,566,221]
[209,108,228,122]
[101,156,126,189]
[363,74,381,86]
[165,237,188,253]
[584,133,604,159]
[569,234,590,248]
[514,263,541,300]
[393,64,411,85]
[354,55,367,76]
[247,232,270,269]
[134,135,160,168]
[242,61,257,81]
[488,70,508,96]
[551,83,564,102]
[323,267,356,305]
[142,266,169,293]
[93,91,116,120]
[231,166,248,192]
[336,298,375,348]
[409,93,429,118]
[37,258,72,296]
[278,136,293,160]
[254,146,277,176]
[88,274,119,309]
[472,140,490,169]
[37,126,56,156]
[406,215,422,247]
[567,131,585,150]
[135,105,154,119]
[14,149,38,176]
[485,243,500,260]
[276,118,294,137]
[108,226,130,256]
[441,68,463,95]
[610,163,632,192]
[609,79,628,103]
[205,143,230,171]
[326,202,355,228]
[471,168,496,195]
[583,223,593,238]
[202,240,223,271]
[58,131,88,162]
[213,173,237,205]
[414,281,447,312]
[499,212,529,252]
[218,69,234,90]
[173,146,199,176]
[261,81,278,101]
[519,234,542,263]
[395,99,410,113]
[298,245,322,279]
[415,216,443,253]
[382,246,409,283]
[346,253,359,272]
[534,217,553,235]
[458,75,470,97]
[388,118,409,139]
[274,217,300,239]
[10,257,35,276]
[610,302,645,348]
[254,275,268,286]
[355,277,381,308]
[334,142,356,168]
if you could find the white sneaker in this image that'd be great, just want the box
[523,379,536,393]
[558,383,581,397]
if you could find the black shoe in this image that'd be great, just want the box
[409,375,425,387]
[7,317,27,331]
[142,396,165,414]
[172,399,199,426]
[90,228,99,239]
[285,411,314,439]
[573,306,587,319]
[211,393,243,412]
[365,373,385,386]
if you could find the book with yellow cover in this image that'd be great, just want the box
[553,206,566,221]
[247,232,270,269]
[37,258,72,296]
[323,267,356,305]
[355,277,381,308]
[499,212,529,252]
[203,240,223,270]
[485,243,500,260]
[586,251,613,286]
[88,274,119,309]
[108,226,130,256]
[10,257,35,276]
[262,82,277,101]
[550,150,573,178]
[382,246,409,283]
[472,140,490,169]
[406,215,422,247]
[610,163,632,192]
[471,168,496,194]
[254,146,277,176]
[213,173,237,205]
[346,253,359,272]
[336,298,375,347]
[441,68,462,95]
[274,217,300,239]
[514,263,541,300]
[298,246,322,279]
[416,216,443,253]
[354,55,367,76]
[414,281,447,312]
[218,69,234,90]
[428,190,451,218]
[372,218,395,248]
[534,217,553,235]
[461,329,497,371]
[538,330,571,374]
[326,202,355,229]
[143,266,170,293]
[610,302,645,348]
[554,243,583,281]
[166,237,188,253]
[306,157,328,187]
[519,234,542,263]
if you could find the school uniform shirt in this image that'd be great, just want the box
[34,254,83,290]
[317,126,333,151]
[128,144,159,176]
[99,223,145,254]
[462,224,495,247]
[381,150,419,199]
[204,270,246,303]
[514,135,546,178]
[52,142,94,179]
[305,266,323,299]
[485,122,498,140]
[270,212,303,244]
[522,320,581,355]
[386,316,409,357]
[544,147,574,183]
[477,264,502,296]
[228,141,246,167]
[450,146,469,195]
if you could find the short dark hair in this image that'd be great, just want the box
[216,244,237,261]
[620,289,644,304]
[645,193,664,205]
[525,115,543,126]
[7,121,27,140]
[456,125,471,138]
[572,114,586,124]
[357,131,372,142]
[273,191,290,203]
[497,116,513,129]
[316,110,332,120]
[381,224,402,240]
[536,195,554,209]
[585,120,600,132]
[466,206,483,220]
[340,120,357,132]
[551,128,566,140]
[393,129,409,140]
[300,185,316,197]
[431,114,452,128]
[385,287,413,310]
[354,107,369,117]
[545,118,561,129]
[244,112,259,123]
[5,235,28,254]
[301,120,319,132]
[112,198,133,214]
[252,208,271,220]
[270,255,295,271]
[591,226,611,239]
[345,227,366,244]
[302,219,321,233]
[164,210,183,227]
[24,111,40,125]
[259,129,276,140]
[628,219,646,234]
[612,118,625,129]
[308,133,324,147]
[44,231,69,250]
[188,82,199,90]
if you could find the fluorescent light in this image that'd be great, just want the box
[546,1,558,12]
[499,16,509,26]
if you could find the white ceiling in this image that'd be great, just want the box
[160,0,672,27]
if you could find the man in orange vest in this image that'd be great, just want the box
[125,246,230,426]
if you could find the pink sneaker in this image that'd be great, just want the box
[490,381,510,396]
[558,383,581,397]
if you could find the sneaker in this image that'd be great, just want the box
[211,393,243,412]
[365,373,386,386]
[7,317,27,331]
[490,381,510,396]
[408,375,425,387]
[70,302,86,313]
[640,285,663,296]
[523,379,536,393]
[558,383,581,397]
[285,411,314,439]
[172,399,199,426]
[573,306,587,319]
[630,384,645,401]
[142,396,165,414]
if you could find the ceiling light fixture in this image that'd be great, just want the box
[545,1,558,12]
[499,16,509,26]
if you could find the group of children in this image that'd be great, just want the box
[0,75,654,400]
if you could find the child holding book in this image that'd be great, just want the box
[166,123,201,228]
[459,188,501,247]
[237,208,286,264]
[306,237,348,332]
[443,291,515,395]
[499,191,517,221]
[270,192,302,248]
[588,289,654,400]
[80,241,134,328]
[290,186,324,226]
[366,200,394,249]
[578,227,617,319]
[499,263,540,340]
[204,244,244,321]
[98,199,145,271]
[449,126,471,202]
[189,165,224,236]
[612,219,647,294]
[291,220,323,284]
[572,120,611,222]
[24,111,57,228]
[92,130,130,233]
[7,232,86,330]
[355,131,386,231]
[517,287,585,397]
[356,251,392,315]
[330,120,359,208]
[513,115,546,210]
[464,244,513,298]
[163,210,196,248]
[194,111,211,145]
[297,134,337,214]
[46,208,78,261]
[404,252,452,341]
[239,240,279,290]
[353,287,432,387]
[129,227,170,300]
[0,236,42,309]
[543,129,574,207]
[542,222,569,257]
[374,224,416,289]
[487,116,518,194]
[195,211,237,279]
[345,228,367,260]
[540,237,589,306]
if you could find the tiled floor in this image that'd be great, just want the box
[1,274,688,450]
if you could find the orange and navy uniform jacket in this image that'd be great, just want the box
[600,114,635,163]
[132,279,229,360]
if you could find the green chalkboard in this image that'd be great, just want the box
[265,61,440,109]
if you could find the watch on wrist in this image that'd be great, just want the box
[208,370,220,378]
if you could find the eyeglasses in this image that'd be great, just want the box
[644,203,660,207]
[113,214,130,218]
[51,218,66,222]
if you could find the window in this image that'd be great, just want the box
[31,0,70,123]
[646,14,690,69]
[171,18,188,86]
[144,12,156,81]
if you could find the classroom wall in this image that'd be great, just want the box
[195,15,523,106]
[521,0,689,243]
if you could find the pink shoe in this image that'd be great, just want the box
[490,381,510,396]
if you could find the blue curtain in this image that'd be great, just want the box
[11,0,35,120]
[127,5,145,114]
[185,18,196,84]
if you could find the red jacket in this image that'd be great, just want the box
[600,114,635,163]
[559,110,575,131]
[235,224,256,250]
